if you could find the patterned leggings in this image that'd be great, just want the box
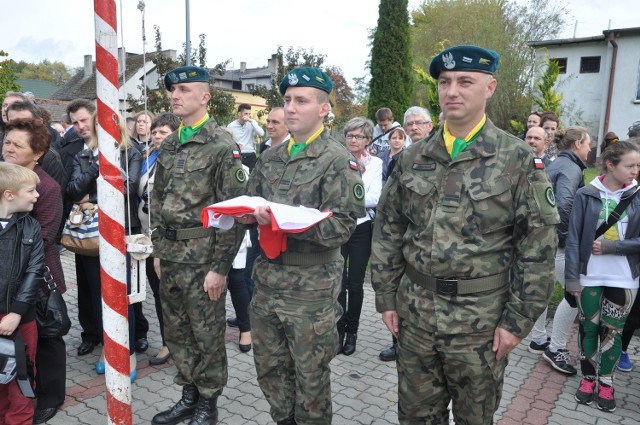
[577,286,637,383]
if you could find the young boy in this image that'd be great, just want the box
[0,162,44,424]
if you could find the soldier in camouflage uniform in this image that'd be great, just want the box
[240,67,365,425]
[150,66,245,425]
[371,46,560,425]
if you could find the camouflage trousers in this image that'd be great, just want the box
[396,275,509,425]
[249,257,343,425]
[159,260,228,398]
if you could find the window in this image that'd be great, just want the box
[580,56,601,73]
[550,57,567,74]
[232,81,241,90]
[246,83,255,92]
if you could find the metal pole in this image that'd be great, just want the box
[185,0,191,65]
[94,1,132,423]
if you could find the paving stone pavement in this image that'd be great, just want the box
[43,250,640,424]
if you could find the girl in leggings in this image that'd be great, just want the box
[566,141,640,412]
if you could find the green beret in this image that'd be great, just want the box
[429,45,500,79]
[278,67,334,96]
[164,66,210,90]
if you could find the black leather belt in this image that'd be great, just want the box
[162,226,214,241]
[262,248,341,266]
[405,263,508,295]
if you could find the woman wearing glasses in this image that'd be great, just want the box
[337,117,383,356]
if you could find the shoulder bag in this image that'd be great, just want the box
[35,266,71,338]
[61,202,99,256]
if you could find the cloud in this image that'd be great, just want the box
[11,36,92,67]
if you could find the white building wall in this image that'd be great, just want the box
[534,31,640,144]
[607,35,640,138]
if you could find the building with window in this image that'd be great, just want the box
[529,27,640,151]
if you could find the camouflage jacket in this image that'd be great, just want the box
[245,128,365,253]
[150,118,245,274]
[371,119,559,338]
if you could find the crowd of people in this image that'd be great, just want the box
[1,42,640,425]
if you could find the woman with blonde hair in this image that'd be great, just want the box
[67,113,141,378]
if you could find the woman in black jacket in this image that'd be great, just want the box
[66,113,141,378]
[528,127,592,375]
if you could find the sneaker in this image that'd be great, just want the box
[528,337,550,354]
[617,351,633,372]
[596,382,616,412]
[542,348,577,375]
[575,378,596,405]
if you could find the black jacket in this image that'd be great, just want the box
[546,150,586,247]
[565,184,640,293]
[0,212,44,322]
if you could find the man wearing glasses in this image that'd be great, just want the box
[403,106,433,147]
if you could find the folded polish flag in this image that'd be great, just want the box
[201,195,332,259]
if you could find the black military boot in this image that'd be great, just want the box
[152,384,200,425]
[188,396,218,425]
[276,416,297,425]
[343,332,357,356]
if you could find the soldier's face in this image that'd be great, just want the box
[437,71,496,126]
[525,127,546,156]
[283,87,329,138]
[170,82,210,123]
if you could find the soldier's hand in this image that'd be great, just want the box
[254,205,272,226]
[236,214,257,225]
[203,271,227,301]
[154,257,161,279]
[492,327,522,360]
[381,310,399,338]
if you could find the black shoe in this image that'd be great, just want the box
[33,407,58,424]
[379,343,397,362]
[77,341,97,356]
[337,330,345,355]
[135,337,149,353]
[152,384,200,425]
[276,416,297,425]
[542,348,577,375]
[226,317,239,328]
[343,333,357,356]
[239,334,252,353]
[188,397,218,425]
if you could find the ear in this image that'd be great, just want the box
[485,76,497,98]
[319,101,330,118]
[201,91,212,105]
[3,189,14,201]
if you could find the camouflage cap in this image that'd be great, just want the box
[278,67,334,96]
[164,66,210,90]
[429,45,500,79]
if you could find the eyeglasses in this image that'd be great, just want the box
[405,121,431,127]
[345,134,368,140]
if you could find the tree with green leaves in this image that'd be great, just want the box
[0,51,20,105]
[127,26,236,125]
[411,0,567,131]
[15,60,72,87]
[368,0,413,123]
[532,58,563,117]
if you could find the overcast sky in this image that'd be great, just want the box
[1,0,637,85]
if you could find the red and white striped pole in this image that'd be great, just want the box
[94,1,132,424]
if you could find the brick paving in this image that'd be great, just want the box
[41,250,640,424]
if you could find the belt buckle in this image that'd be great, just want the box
[436,278,458,295]
[165,227,177,241]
